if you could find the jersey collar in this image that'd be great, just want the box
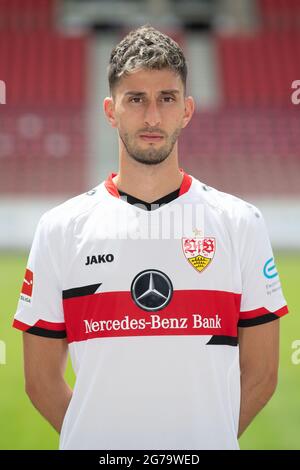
[104,169,192,199]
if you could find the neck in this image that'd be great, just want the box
[113,143,183,203]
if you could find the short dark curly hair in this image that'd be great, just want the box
[108,25,187,95]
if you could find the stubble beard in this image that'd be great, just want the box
[119,127,182,165]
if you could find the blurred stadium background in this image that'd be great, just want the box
[0,0,299,450]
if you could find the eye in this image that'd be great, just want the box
[130,97,143,103]
[162,96,175,102]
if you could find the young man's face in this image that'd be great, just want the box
[104,68,194,165]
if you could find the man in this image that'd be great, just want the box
[13,25,288,450]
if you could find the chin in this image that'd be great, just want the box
[132,154,169,166]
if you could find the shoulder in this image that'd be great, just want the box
[37,183,105,236]
[191,176,264,229]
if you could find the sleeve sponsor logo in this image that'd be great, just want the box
[263,257,278,279]
[20,268,33,303]
[263,258,282,296]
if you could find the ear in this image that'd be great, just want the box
[182,96,195,129]
[103,97,117,128]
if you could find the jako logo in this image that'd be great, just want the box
[291,80,300,105]
[263,257,278,279]
[0,80,6,104]
[85,254,114,265]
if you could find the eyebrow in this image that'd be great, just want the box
[124,89,180,96]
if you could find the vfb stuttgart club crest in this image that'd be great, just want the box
[182,236,216,273]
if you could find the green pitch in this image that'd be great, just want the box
[0,252,299,450]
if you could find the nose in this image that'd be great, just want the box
[144,100,161,127]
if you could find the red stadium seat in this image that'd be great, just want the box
[259,0,300,30]
[180,108,300,197]
[0,0,55,32]
[216,32,300,108]
[0,30,88,195]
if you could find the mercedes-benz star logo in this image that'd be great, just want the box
[131,269,173,312]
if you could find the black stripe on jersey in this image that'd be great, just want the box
[118,188,180,211]
[238,313,279,327]
[62,283,102,299]
[206,335,238,346]
[26,326,67,339]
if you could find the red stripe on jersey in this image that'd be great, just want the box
[178,169,192,196]
[63,290,241,344]
[104,173,120,198]
[104,170,192,199]
[21,268,33,297]
[13,318,66,332]
[239,305,288,320]
[35,320,66,331]
[12,319,30,331]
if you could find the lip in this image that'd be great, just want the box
[139,134,164,142]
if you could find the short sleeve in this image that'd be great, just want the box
[13,213,66,338]
[238,206,288,327]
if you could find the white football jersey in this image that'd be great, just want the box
[13,171,288,450]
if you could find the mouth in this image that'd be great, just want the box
[139,134,164,143]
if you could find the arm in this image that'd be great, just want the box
[23,332,73,433]
[238,319,279,438]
